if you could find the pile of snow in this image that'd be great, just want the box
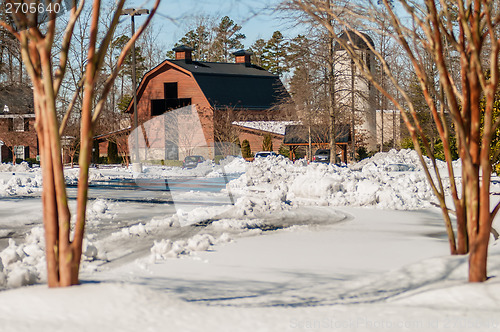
[0,232,100,290]
[139,157,246,179]
[64,168,117,185]
[0,171,42,197]
[207,156,248,176]
[0,229,44,289]
[86,199,117,225]
[228,150,435,210]
[150,233,232,260]
[0,162,32,173]
[350,148,435,172]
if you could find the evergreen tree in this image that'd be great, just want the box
[261,31,289,76]
[249,38,266,67]
[171,24,212,61]
[211,16,245,62]
[241,139,252,158]
[112,35,147,87]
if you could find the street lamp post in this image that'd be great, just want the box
[121,8,149,173]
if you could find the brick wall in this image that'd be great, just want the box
[0,117,38,160]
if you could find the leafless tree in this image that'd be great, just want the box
[288,0,500,282]
[0,0,159,287]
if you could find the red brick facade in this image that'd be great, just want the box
[0,116,38,162]
[236,126,283,154]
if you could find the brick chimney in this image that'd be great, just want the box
[232,50,253,66]
[173,45,194,63]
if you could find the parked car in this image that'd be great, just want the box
[312,149,340,164]
[254,151,278,158]
[182,155,205,169]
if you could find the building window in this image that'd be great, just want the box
[12,117,27,132]
[14,146,25,160]
[151,98,192,116]
[164,82,178,99]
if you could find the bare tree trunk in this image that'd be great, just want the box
[326,0,336,163]
[2,0,160,287]
[285,0,500,282]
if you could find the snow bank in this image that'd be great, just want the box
[0,174,42,197]
[150,233,232,260]
[0,229,44,289]
[0,225,101,289]
[228,150,435,210]
[140,156,247,179]
[0,163,42,197]
[0,162,32,172]
[350,148,443,172]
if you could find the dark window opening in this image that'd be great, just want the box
[151,98,192,116]
[164,82,178,99]
[151,99,166,116]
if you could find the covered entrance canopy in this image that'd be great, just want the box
[283,124,351,162]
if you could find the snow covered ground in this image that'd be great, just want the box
[0,150,499,331]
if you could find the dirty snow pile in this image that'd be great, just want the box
[228,149,436,210]
[0,162,42,197]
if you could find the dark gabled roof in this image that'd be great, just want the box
[284,125,351,145]
[169,60,289,110]
[0,83,34,114]
[334,30,375,51]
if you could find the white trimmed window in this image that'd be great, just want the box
[13,117,25,132]
[14,146,25,160]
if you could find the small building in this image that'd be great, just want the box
[124,46,292,162]
[0,84,38,163]
[283,124,351,162]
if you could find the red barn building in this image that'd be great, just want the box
[124,46,292,161]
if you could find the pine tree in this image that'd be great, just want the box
[212,16,245,62]
[241,139,252,158]
[173,24,212,61]
[112,35,147,86]
[249,38,266,67]
[262,31,289,76]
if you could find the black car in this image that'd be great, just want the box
[254,151,278,158]
[182,155,205,169]
[312,149,340,163]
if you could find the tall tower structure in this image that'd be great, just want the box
[334,31,377,152]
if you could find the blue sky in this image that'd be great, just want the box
[131,0,297,49]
